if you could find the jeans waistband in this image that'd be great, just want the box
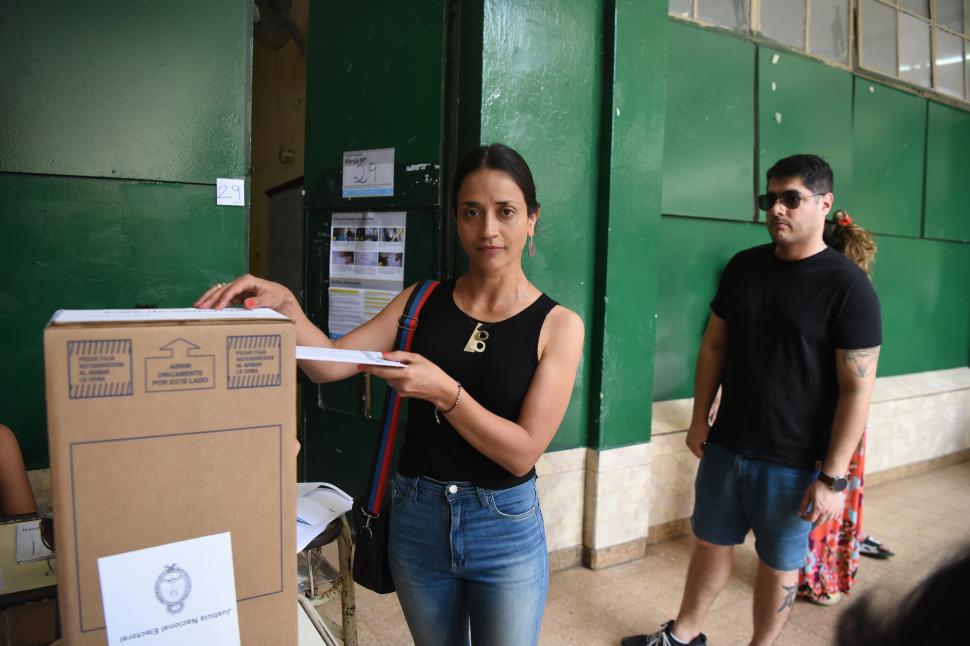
[396,473,535,503]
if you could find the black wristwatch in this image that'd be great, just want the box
[818,471,848,492]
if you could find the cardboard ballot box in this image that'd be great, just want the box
[44,309,297,646]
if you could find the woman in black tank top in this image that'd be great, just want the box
[195,144,584,646]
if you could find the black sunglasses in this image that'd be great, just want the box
[756,190,825,211]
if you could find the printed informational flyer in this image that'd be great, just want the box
[328,211,405,337]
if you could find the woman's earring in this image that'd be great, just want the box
[528,234,536,257]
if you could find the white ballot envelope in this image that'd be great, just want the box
[98,532,241,646]
[296,346,405,367]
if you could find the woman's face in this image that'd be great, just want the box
[455,168,537,271]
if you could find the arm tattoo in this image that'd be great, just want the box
[843,346,879,378]
[777,584,797,613]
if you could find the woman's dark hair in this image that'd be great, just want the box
[823,209,877,277]
[450,143,540,216]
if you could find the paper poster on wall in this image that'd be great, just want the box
[342,148,394,198]
[328,211,405,337]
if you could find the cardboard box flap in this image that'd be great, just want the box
[49,308,288,325]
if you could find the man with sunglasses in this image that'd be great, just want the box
[624,155,881,646]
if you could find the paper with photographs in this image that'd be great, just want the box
[328,211,405,337]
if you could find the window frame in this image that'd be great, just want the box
[669,0,970,107]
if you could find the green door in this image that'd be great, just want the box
[300,1,453,497]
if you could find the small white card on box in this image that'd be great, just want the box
[98,532,241,646]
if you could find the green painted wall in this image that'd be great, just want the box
[653,217,765,402]
[852,80,925,238]
[590,1,668,449]
[0,0,250,182]
[870,236,970,375]
[663,22,754,222]
[758,47,854,212]
[653,20,970,403]
[0,1,252,469]
[474,0,603,451]
[304,2,445,187]
[925,101,970,243]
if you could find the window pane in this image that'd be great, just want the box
[935,28,966,97]
[936,0,965,34]
[762,0,806,49]
[899,13,932,87]
[697,0,750,31]
[810,0,850,63]
[899,0,930,18]
[669,0,691,17]
[861,0,897,75]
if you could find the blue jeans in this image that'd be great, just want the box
[691,442,818,571]
[388,474,548,646]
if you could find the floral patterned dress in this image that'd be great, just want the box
[798,433,866,600]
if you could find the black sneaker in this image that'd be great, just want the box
[621,620,708,646]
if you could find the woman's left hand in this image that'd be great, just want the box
[358,351,456,410]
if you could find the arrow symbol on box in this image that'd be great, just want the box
[157,338,200,358]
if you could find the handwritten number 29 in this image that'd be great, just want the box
[217,184,242,203]
[353,161,377,184]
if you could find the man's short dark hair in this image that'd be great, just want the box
[766,154,833,194]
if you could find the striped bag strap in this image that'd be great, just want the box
[362,279,440,515]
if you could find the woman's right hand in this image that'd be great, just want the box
[193,274,297,316]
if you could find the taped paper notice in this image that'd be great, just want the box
[328,211,405,336]
[342,148,394,198]
[216,178,245,206]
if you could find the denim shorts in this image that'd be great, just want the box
[388,474,547,646]
[691,442,818,571]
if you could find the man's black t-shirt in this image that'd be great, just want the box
[709,244,882,469]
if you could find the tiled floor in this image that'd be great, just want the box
[317,460,970,645]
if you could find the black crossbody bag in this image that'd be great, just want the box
[352,279,439,593]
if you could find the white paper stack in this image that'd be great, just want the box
[15,520,53,563]
[296,483,354,552]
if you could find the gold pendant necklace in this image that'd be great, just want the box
[463,322,490,353]
[457,282,530,354]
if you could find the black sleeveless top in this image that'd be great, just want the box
[397,279,559,489]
